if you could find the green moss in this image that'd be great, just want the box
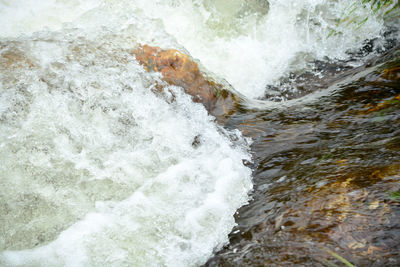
[389,191,400,201]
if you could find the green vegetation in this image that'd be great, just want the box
[328,0,399,37]
[323,248,356,267]
[362,0,399,14]
[389,190,400,201]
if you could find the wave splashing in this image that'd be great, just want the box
[1,0,394,99]
[0,29,252,266]
[0,0,396,266]
[130,0,394,98]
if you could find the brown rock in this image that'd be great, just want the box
[0,47,34,70]
[132,44,240,120]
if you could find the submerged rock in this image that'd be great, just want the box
[205,49,400,267]
[132,44,240,120]
[0,44,34,70]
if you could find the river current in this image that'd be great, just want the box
[0,0,399,266]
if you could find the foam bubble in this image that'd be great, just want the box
[0,0,393,99]
[0,29,252,266]
[0,0,395,265]
[127,0,393,98]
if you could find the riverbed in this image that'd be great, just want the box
[0,0,399,266]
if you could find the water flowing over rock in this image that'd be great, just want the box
[0,32,253,267]
[133,44,240,121]
[1,0,399,266]
[205,49,400,266]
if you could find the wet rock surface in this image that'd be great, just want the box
[205,47,400,266]
[264,41,400,102]
[134,43,400,266]
[132,44,240,122]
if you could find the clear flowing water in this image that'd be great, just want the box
[0,0,399,266]
[206,48,400,266]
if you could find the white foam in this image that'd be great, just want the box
[0,0,395,265]
[0,29,252,266]
[127,0,392,98]
[0,0,100,37]
[0,0,393,99]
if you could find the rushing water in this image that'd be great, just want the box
[0,0,399,266]
[206,48,400,266]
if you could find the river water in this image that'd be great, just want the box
[0,0,399,266]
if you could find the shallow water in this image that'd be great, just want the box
[206,47,400,266]
[0,0,399,266]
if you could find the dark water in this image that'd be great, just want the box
[205,46,400,266]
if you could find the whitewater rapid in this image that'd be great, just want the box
[0,0,396,266]
[1,0,394,99]
[0,28,253,266]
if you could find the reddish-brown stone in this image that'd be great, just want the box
[132,44,239,119]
